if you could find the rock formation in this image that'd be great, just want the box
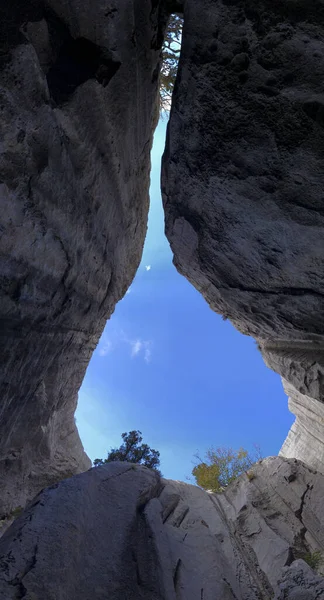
[0,0,166,513]
[280,380,324,473]
[1,459,324,599]
[162,0,324,470]
[1,0,323,515]
[1,0,324,595]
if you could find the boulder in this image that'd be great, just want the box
[1,458,324,599]
[275,560,324,600]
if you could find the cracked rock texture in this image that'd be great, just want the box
[162,0,324,470]
[0,0,164,513]
[280,380,324,473]
[1,458,324,599]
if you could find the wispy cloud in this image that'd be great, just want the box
[130,338,152,363]
[98,335,112,357]
[144,344,152,363]
[97,327,153,364]
[126,287,132,295]
[131,339,142,357]
[145,265,151,271]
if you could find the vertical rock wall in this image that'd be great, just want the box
[162,0,324,469]
[0,0,165,513]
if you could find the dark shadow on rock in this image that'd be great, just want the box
[47,37,121,104]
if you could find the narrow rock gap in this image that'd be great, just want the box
[173,557,182,592]
[72,0,291,509]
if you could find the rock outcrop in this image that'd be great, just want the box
[1,458,324,599]
[162,0,324,470]
[0,0,165,513]
[2,6,324,594]
[280,380,324,472]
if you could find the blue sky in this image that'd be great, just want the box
[76,119,294,482]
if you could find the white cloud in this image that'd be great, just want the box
[131,339,142,357]
[145,265,151,271]
[129,338,152,363]
[126,287,132,295]
[97,327,153,364]
[98,340,112,357]
[144,345,152,364]
[97,331,113,357]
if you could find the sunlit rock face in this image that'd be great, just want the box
[279,380,324,472]
[0,459,324,599]
[0,0,164,514]
[162,0,324,470]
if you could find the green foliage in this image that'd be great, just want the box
[303,551,323,571]
[94,430,161,474]
[160,14,183,114]
[192,446,262,493]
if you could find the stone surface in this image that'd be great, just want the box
[275,560,324,600]
[2,8,324,599]
[162,0,324,469]
[1,458,324,599]
[0,0,165,513]
[280,380,324,473]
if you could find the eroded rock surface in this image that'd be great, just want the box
[162,0,324,469]
[280,380,324,472]
[276,560,324,600]
[0,0,164,513]
[0,458,324,599]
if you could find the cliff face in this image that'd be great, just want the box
[1,1,324,596]
[1,0,324,540]
[1,459,324,599]
[0,0,164,513]
[279,380,324,471]
[162,0,324,469]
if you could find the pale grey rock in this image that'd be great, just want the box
[0,462,167,600]
[275,560,324,600]
[0,0,165,513]
[162,0,324,470]
[1,458,324,599]
[280,380,324,473]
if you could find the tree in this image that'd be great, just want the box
[192,446,262,493]
[93,430,161,474]
[160,14,183,114]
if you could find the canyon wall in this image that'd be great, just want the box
[1,459,324,599]
[162,0,324,470]
[1,0,324,522]
[1,1,324,596]
[0,0,165,513]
